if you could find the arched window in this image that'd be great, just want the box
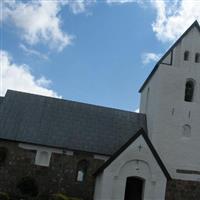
[184,51,189,61]
[182,124,191,137]
[76,160,89,182]
[184,80,195,102]
[195,53,200,63]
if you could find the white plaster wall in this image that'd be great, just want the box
[140,26,200,180]
[94,135,167,200]
[140,67,162,140]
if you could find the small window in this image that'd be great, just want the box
[184,51,189,61]
[35,151,51,167]
[195,53,200,63]
[182,124,191,137]
[76,160,89,182]
[184,80,195,102]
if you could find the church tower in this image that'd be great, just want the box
[139,21,200,181]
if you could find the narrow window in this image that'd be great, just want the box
[182,124,191,137]
[184,51,189,61]
[184,80,194,102]
[76,160,89,182]
[195,53,200,63]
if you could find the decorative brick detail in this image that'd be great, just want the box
[0,140,105,200]
[165,179,200,200]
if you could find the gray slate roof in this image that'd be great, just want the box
[0,90,147,155]
[0,97,4,105]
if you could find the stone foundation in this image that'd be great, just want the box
[0,140,105,200]
[165,179,200,200]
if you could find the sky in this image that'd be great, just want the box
[1,0,200,112]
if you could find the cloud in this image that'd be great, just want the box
[142,52,161,65]
[2,0,72,52]
[68,0,96,14]
[0,50,60,98]
[19,44,49,60]
[151,0,200,42]
[106,0,200,43]
[1,0,97,51]
[2,0,199,50]
[106,0,141,4]
[134,108,139,113]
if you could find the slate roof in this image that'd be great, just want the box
[0,90,147,155]
[0,97,4,105]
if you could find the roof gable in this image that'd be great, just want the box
[94,128,171,180]
[139,20,200,92]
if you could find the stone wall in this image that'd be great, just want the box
[165,179,200,200]
[0,140,105,200]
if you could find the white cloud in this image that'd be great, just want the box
[2,0,72,52]
[19,44,49,60]
[0,50,60,98]
[106,0,200,43]
[2,0,199,50]
[142,52,161,65]
[1,0,97,51]
[68,0,96,14]
[106,0,143,4]
[134,108,139,113]
[107,0,138,4]
[36,76,52,88]
[151,0,200,42]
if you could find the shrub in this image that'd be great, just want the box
[36,194,50,200]
[0,192,9,200]
[51,193,68,200]
[17,176,38,197]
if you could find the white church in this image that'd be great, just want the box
[93,20,200,200]
[0,21,199,200]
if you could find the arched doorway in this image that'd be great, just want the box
[124,177,144,200]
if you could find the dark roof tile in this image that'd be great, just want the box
[0,90,147,155]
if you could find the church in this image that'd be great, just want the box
[0,21,200,200]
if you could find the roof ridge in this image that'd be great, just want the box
[5,89,144,115]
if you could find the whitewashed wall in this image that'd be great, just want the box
[94,135,167,200]
[140,25,200,181]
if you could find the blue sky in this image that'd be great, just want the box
[1,0,200,111]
